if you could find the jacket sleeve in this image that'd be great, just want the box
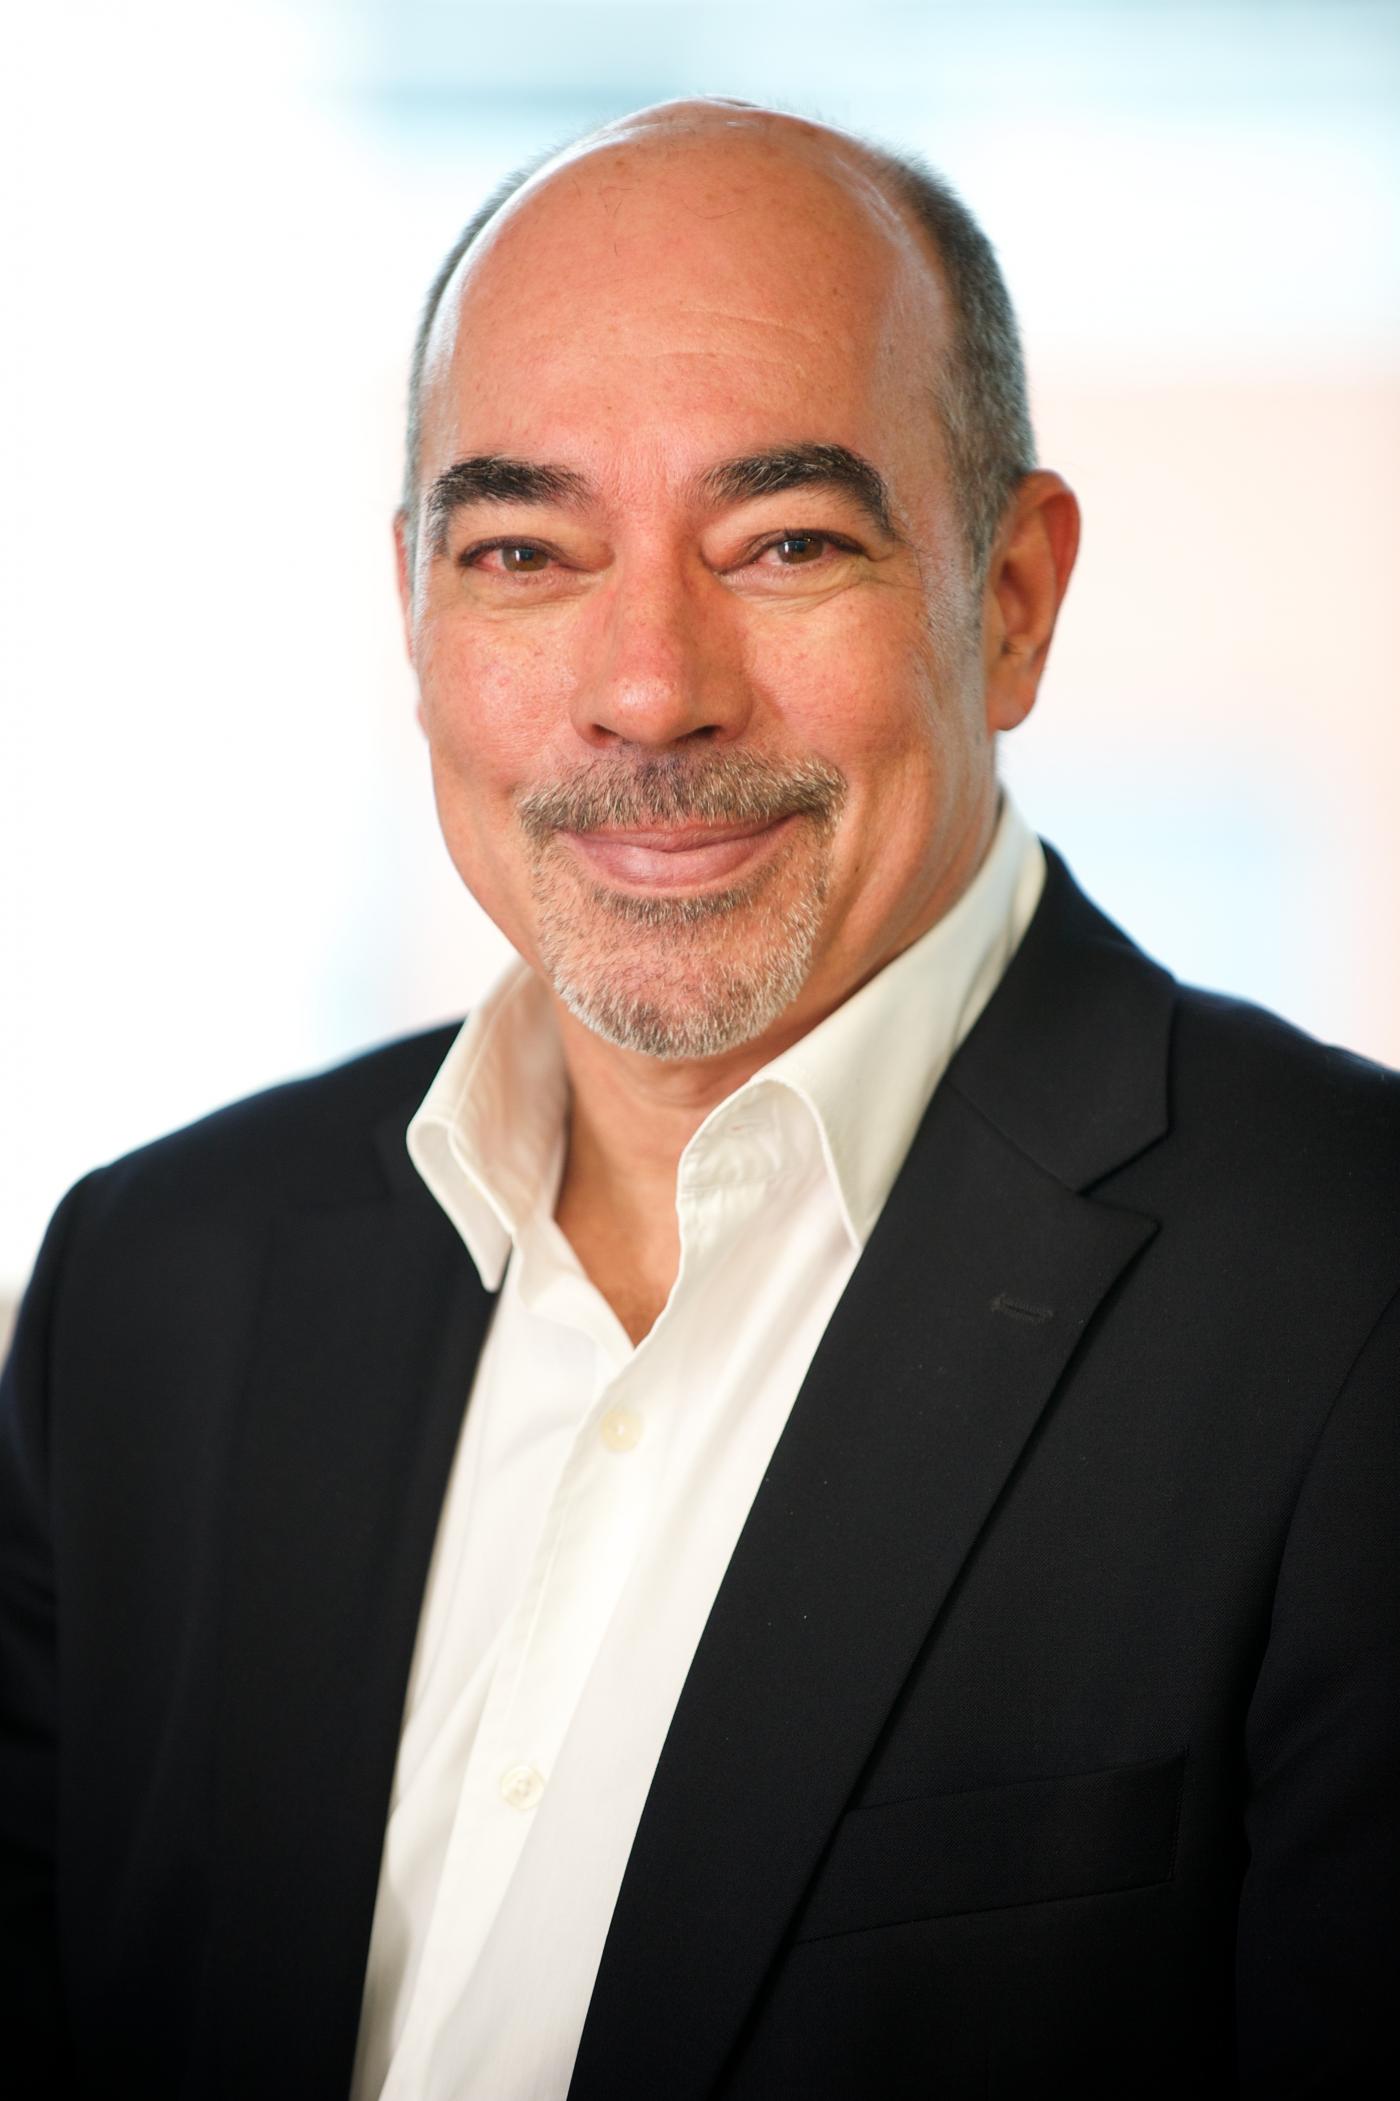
[1235,1279,1400,2095]
[0,1180,90,2096]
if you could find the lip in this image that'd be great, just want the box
[561,813,795,889]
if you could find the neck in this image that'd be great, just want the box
[549,1006,793,1343]
[547,786,1002,1336]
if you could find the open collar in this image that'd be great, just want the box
[405,796,1046,1276]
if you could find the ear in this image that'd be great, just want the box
[981,471,1080,734]
[393,508,417,669]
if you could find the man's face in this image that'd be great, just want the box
[402,118,1011,1066]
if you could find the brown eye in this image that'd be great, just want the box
[499,544,549,572]
[773,533,826,564]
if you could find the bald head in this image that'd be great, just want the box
[401,101,1034,580]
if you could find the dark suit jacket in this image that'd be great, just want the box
[2,850,1396,2098]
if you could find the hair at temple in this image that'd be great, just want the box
[399,118,1036,583]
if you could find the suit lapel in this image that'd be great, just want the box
[196,1139,493,2099]
[570,850,1174,2101]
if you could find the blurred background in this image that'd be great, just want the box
[2,0,1398,1331]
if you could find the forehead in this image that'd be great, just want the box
[418,129,951,494]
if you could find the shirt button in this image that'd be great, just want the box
[499,1764,545,1811]
[599,1406,644,1452]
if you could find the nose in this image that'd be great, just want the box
[568,559,755,752]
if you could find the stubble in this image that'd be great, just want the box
[517,751,847,1059]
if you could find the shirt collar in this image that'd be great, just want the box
[408,962,568,1290]
[408,796,1044,1285]
[746,795,1043,1246]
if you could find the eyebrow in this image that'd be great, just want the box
[423,439,899,554]
[425,455,593,553]
[700,443,898,538]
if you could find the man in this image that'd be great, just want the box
[1,98,1395,2099]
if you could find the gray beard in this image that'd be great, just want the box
[517,749,845,1061]
[535,853,830,1060]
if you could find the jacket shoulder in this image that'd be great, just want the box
[78,1022,462,1227]
[1003,848,1400,1232]
[1169,980,1400,1180]
[1117,980,1400,1311]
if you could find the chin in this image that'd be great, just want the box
[541,882,828,1062]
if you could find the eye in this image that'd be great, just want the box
[467,541,553,574]
[453,533,596,602]
[745,530,865,575]
[723,526,865,593]
[769,532,830,565]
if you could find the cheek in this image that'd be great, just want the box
[413,624,568,951]
[742,592,963,779]
[415,616,577,793]
[742,600,985,917]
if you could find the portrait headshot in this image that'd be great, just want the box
[1,7,1396,2099]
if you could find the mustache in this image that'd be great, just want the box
[517,752,847,841]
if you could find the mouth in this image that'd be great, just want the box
[559,813,798,891]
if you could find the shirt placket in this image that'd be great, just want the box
[393,1321,665,2084]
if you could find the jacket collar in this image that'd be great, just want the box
[945,843,1174,1191]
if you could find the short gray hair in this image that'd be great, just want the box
[401,132,1035,580]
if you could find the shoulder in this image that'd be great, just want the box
[1167,981,1400,1205]
[5,1023,465,1441]
[1034,843,1400,1195]
[1095,973,1400,1358]
[995,847,1400,1270]
[69,1021,462,1237]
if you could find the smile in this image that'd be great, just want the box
[560,814,797,891]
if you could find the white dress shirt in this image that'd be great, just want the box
[350,799,1045,2101]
